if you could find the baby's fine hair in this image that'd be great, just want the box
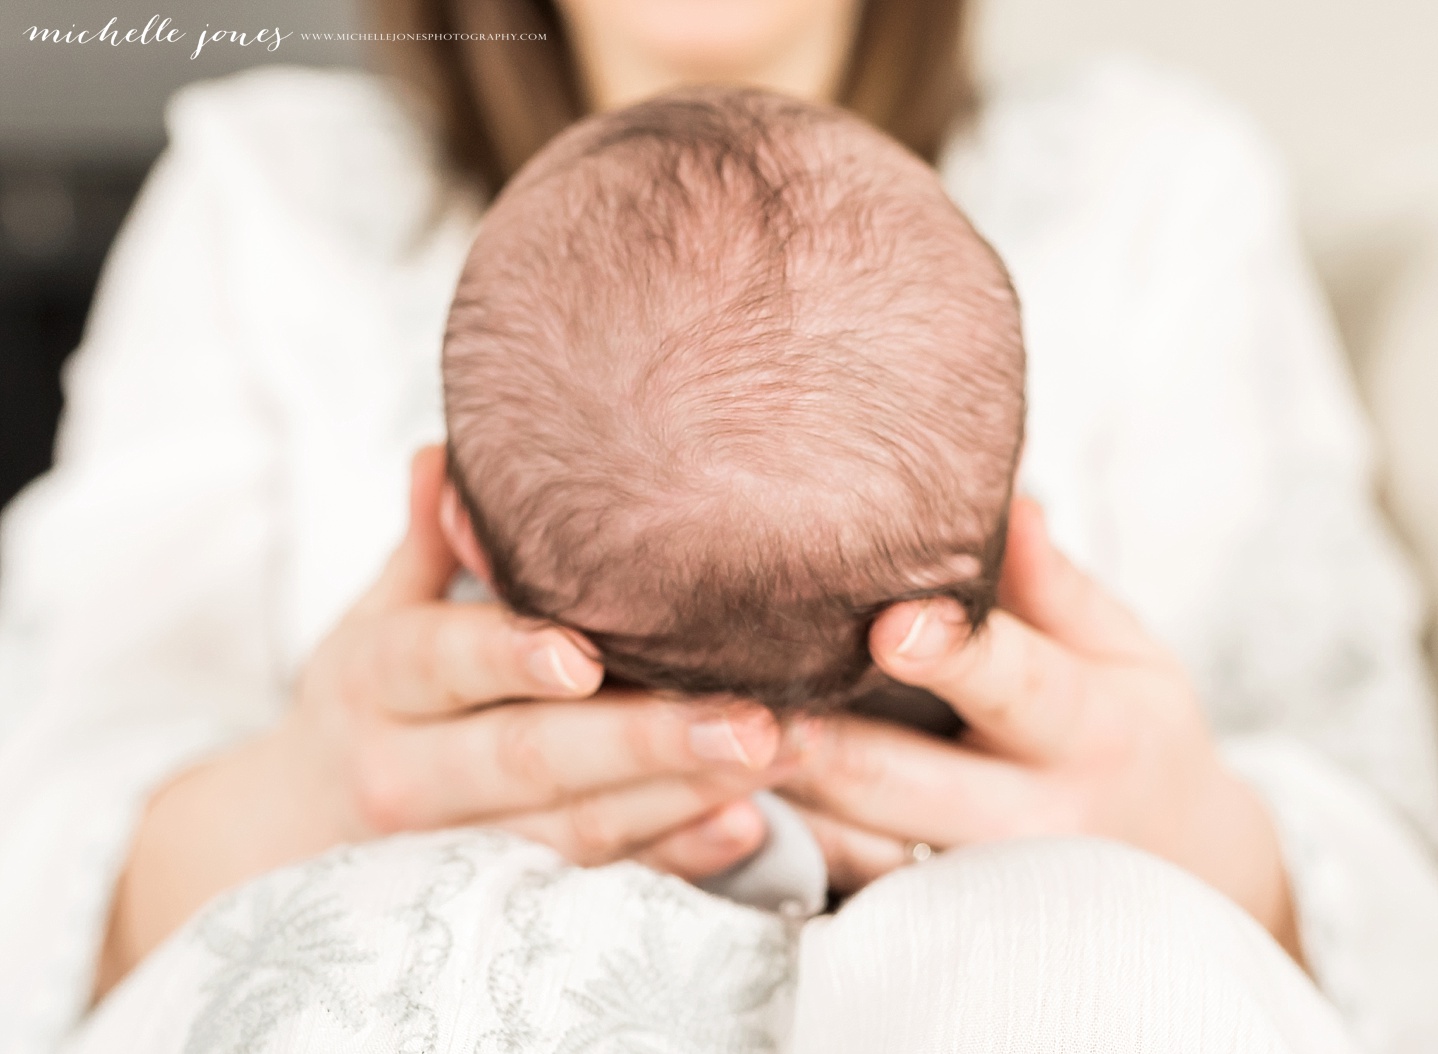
[444,87,1025,712]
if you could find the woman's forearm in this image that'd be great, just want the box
[92,730,316,999]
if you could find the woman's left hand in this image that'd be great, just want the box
[778,496,1302,959]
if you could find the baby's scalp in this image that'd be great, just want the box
[443,87,1025,712]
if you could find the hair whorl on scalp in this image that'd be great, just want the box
[444,87,1024,712]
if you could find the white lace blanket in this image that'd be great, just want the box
[70,831,796,1054]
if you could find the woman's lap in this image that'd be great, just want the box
[70,832,1352,1054]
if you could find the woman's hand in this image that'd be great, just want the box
[780,497,1302,959]
[96,447,784,997]
[281,447,786,871]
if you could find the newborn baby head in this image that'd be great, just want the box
[443,87,1024,713]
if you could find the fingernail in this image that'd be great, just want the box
[559,627,601,661]
[689,710,778,768]
[893,603,952,660]
[698,801,765,846]
[524,636,593,694]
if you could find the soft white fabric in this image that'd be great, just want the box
[790,838,1353,1054]
[62,831,1351,1054]
[2,58,1437,1051]
[66,830,797,1054]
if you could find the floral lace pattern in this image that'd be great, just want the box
[72,830,795,1054]
[186,854,375,1054]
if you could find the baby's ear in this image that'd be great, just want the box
[438,478,493,585]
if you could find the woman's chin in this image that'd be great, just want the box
[570,0,839,83]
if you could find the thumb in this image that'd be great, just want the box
[997,495,1159,661]
[355,445,459,615]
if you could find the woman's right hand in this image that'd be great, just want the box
[96,447,784,998]
[285,447,786,870]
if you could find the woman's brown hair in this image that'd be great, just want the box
[374,0,976,196]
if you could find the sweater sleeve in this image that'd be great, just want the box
[0,89,285,1053]
[1205,171,1438,1048]
[1085,68,1438,1053]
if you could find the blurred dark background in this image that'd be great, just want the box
[1,153,153,506]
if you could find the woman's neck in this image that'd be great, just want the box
[562,5,859,112]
